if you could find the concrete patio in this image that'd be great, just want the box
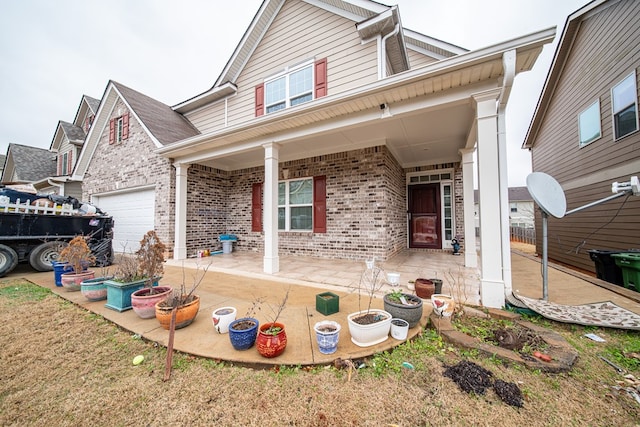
[6,247,640,367]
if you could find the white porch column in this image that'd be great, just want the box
[263,143,280,274]
[459,148,477,268]
[173,162,190,260]
[474,89,506,308]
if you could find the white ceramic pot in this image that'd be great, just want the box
[386,272,400,286]
[390,318,409,340]
[212,306,237,334]
[347,309,392,347]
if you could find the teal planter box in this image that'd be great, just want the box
[104,278,159,312]
[612,253,640,292]
[316,292,339,315]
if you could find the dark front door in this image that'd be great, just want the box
[409,184,441,249]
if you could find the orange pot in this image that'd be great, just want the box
[155,295,200,330]
[256,322,287,358]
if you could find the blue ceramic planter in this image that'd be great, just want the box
[52,262,70,287]
[228,318,259,351]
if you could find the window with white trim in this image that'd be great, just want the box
[61,152,68,175]
[612,71,638,140]
[116,117,124,143]
[265,63,313,114]
[578,100,601,147]
[278,178,313,231]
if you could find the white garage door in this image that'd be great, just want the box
[93,188,155,253]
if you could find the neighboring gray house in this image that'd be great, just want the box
[0,143,56,185]
[474,187,534,229]
[71,0,555,308]
[523,0,640,274]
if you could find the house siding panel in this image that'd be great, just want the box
[408,49,437,69]
[188,0,378,135]
[530,0,640,275]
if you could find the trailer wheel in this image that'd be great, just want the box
[29,241,65,272]
[0,244,19,278]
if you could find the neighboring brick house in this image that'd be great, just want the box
[523,0,640,275]
[73,81,199,252]
[142,0,555,308]
[0,143,56,185]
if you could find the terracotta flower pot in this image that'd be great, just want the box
[155,295,200,330]
[256,322,287,358]
[414,278,435,299]
[131,286,173,319]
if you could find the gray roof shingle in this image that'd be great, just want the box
[113,81,199,145]
[60,121,86,144]
[7,143,57,181]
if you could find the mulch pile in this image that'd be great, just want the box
[443,361,524,408]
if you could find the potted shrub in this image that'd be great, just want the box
[154,261,210,330]
[58,236,96,291]
[228,299,263,351]
[347,259,392,347]
[383,289,424,328]
[256,287,290,358]
[130,231,172,318]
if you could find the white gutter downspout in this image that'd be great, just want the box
[378,23,399,79]
[47,178,64,195]
[498,50,516,296]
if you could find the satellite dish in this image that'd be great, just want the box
[526,172,567,219]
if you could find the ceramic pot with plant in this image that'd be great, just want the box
[383,289,424,328]
[58,236,96,291]
[228,317,259,350]
[347,261,392,347]
[80,255,114,301]
[130,231,172,318]
[255,287,290,358]
[314,320,341,354]
[256,322,287,358]
[155,260,210,329]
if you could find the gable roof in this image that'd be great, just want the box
[1,143,56,183]
[522,0,603,148]
[59,121,86,145]
[173,0,467,113]
[74,80,199,179]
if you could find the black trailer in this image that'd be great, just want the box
[0,191,114,277]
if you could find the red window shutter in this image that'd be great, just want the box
[255,84,265,117]
[313,175,327,233]
[67,151,73,175]
[122,113,130,140]
[109,118,115,144]
[314,58,327,98]
[251,182,263,232]
[57,156,62,175]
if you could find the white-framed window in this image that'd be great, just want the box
[611,71,638,140]
[61,152,68,175]
[510,203,518,213]
[116,117,124,143]
[578,100,601,147]
[265,62,313,114]
[278,178,313,231]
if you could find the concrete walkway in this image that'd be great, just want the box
[6,247,640,367]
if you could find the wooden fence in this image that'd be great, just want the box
[510,226,536,245]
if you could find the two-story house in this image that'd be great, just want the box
[76,0,555,307]
[523,0,640,275]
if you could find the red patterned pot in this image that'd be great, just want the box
[61,271,95,291]
[256,322,287,358]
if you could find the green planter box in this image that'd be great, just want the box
[612,253,640,292]
[316,292,339,315]
[104,278,159,312]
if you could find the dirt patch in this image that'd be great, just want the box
[444,361,524,408]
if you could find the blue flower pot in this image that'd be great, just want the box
[52,262,71,287]
[228,318,259,351]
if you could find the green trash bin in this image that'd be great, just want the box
[611,253,640,292]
